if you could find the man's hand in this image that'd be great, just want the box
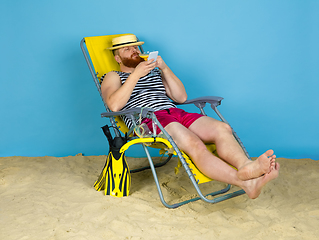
[155,56,168,71]
[132,59,156,78]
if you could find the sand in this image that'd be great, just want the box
[1,155,318,240]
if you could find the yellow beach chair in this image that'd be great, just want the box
[80,34,248,208]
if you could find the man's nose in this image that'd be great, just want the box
[131,47,137,53]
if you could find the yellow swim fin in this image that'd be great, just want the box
[94,151,131,197]
[94,125,131,197]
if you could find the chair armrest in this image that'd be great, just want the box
[174,96,224,109]
[101,107,155,119]
[101,96,223,118]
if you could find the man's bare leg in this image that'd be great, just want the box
[188,116,276,180]
[164,122,280,199]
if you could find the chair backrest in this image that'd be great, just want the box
[83,34,135,134]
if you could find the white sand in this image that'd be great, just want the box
[1,155,318,240]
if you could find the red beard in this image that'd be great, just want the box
[121,53,145,68]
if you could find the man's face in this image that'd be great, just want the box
[118,45,144,68]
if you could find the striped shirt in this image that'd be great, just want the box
[101,69,176,128]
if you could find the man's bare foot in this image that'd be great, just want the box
[242,162,280,199]
[237,150,276,181]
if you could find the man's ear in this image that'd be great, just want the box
[114,55,121,64]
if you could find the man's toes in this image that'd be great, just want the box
[265,149,274,157]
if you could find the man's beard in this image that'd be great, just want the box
[120,53,145,68]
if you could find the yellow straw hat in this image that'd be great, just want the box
[108,34,144,50]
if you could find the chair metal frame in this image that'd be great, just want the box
[80,34,250,208]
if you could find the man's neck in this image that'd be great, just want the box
[120,65,135,73]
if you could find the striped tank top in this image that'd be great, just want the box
[102,69,176,128]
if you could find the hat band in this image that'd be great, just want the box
[112,40,138,48]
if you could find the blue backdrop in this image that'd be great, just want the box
[1,0,318,159]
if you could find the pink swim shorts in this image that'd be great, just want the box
[142,108,203,134]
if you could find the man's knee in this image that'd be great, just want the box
[223,122,233,133]
[183,138,208,157]
[216,121,232,135]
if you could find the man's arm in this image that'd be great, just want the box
[101,71,129,112]
[157,56,188,103]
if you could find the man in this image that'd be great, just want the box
[101,34,280,199]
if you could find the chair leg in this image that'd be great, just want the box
[142,144,245,209]
[130,154,173,173]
